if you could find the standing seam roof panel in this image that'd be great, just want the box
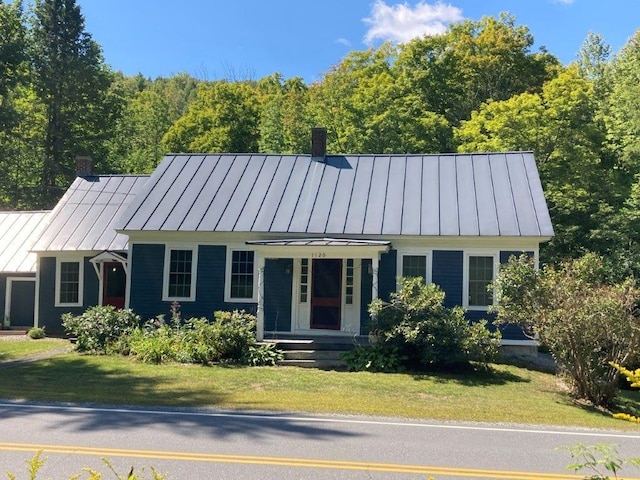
[160,155,208,230]
[176,155,225,231]
[197,155,251,231]
[382,157,406,235]
[233,155,281,232]
[306,158,341,233]
[269,157,311,232]
[473,155,500,236]
[439,157,460,235]
[250,156,291,232]
[490,154,520,236]
[143,155,206,231]
[343,157,373,234]
[457,155,480,236]
[505,152,540,236]
[114,157,175,230]
[217,155,267,231]
[287,160,324,233]
[401,156,423,236]
[421,156,440,235]
[523,153,554,236]
[362,156,390,235]
[324,158,357,234]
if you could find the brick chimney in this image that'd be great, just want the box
[311,127,327,160]
[76,156,92,177]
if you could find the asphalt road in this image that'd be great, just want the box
[1,402,640,479]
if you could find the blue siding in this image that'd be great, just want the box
[264,258,292,332]
[129,244,165,320]
[360,259,372,334]
[378,249,397,302]
[129,244,256,322]
[38,256,98,333]
[432,250,463,308]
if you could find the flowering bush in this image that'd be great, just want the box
[62,305,140,353]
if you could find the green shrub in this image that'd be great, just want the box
[493,254,640,407]
[126,310,258,365]
[27,327,46,339]
[342,343,407,372]
[62,306,140,353]
[368,277,501,370]
[243,343,284,366]
[128,322,179,364]
[207,310,257,361]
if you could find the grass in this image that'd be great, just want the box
[0,343,639,431]
[0,337,68,361]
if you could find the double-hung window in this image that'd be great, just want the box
[466,254,496,308]
[226,250,256,302]
[398,251,431,284]
[163,246,197,301]
[55,259,83,307]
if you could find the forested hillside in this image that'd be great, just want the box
[1,1,639,269]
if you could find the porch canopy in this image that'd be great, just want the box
[246,238,391,340]
[89,250,128,278]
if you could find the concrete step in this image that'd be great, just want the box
[0,329,28,336]
[279,358,347,369]
[282,349,346,361]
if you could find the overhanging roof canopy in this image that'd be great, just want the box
[246,237,390,258]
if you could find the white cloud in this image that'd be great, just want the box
[363,1,464,44]
[336,38,352,47]
[553,0,575,4]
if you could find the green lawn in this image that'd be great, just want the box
[0,337,68,361]
[1,344,639,431]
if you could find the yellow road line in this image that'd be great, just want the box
[0,442,636,480]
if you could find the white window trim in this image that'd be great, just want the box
[463,250,499,311]
[224,247,258,303]
[396,249,432,286]
[55,257,84,307]
[162,244,198,302]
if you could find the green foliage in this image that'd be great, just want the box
[162,81,259,153]
[493,254,640,406]
[563,443,640,480]
[62,306,140,353]
[243,343,284,367]
[368,277,501,370]
[6,450,166,480]
[341,343,407,373]
[127,310,258,365]
[27,327,45,339]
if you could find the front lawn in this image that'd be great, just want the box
[0,337,68,361]
[0,349,639,430]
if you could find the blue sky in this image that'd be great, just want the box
[77,0,640,83]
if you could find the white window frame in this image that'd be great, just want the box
[162,245,198,302]
[224,247,258,303]
[55,257,84,307]
[397,249,432,285]
[463,250,499,310]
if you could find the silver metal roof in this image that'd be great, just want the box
[116,153,553,237]
[0,211,49,272]
[33,175,149,252]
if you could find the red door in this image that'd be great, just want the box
[103,262,126,309]
[310,259,342,330]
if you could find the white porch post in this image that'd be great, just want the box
[256,255,266,341]
[371,256,379,302]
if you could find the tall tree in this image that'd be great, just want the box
[30,0,112,205]
[0,0,26,130]
[162,81,260,153]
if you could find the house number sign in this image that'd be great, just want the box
[311,252,326,258]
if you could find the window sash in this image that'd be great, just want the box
[402,255,427,282]
[468,255,494,307]
[165,248,195,300]
[230,250,254,299]
[59,261,80,304]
